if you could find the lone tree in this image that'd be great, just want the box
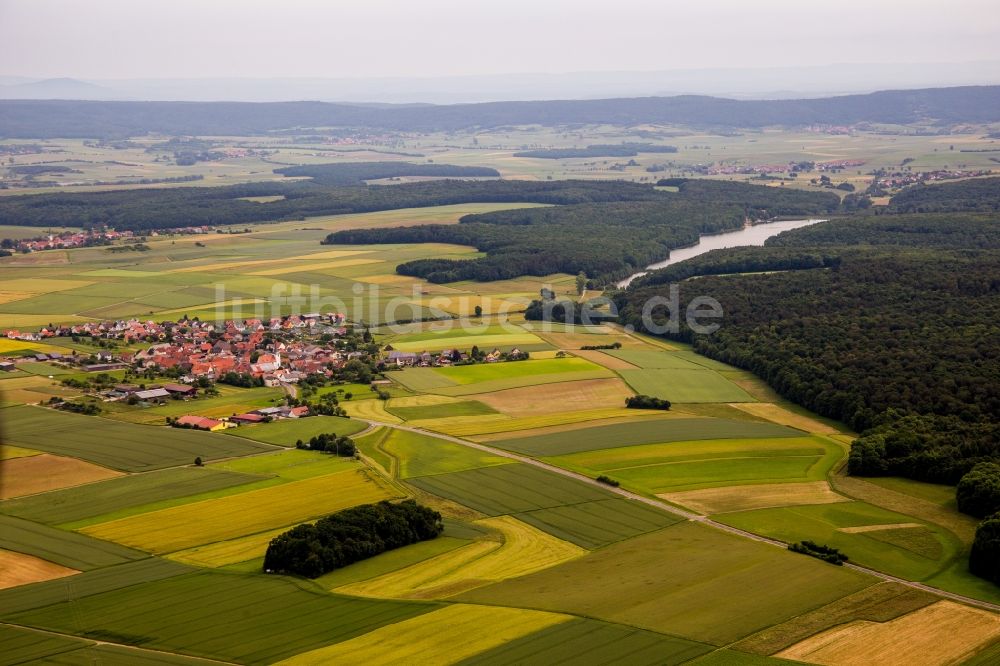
[576,271,588,296]
[194,456,203,467]
[474,305,483,317]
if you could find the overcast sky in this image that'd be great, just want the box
[2,0,999,80]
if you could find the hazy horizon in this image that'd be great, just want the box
[2,0,999,95]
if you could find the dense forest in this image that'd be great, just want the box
[325,180,838,285]
[263,500,443,578]
[513,144,678,159]
[3,86,999,137]
[765,213,1000,249]
[617,212,1000,528]
[888,176,1000,213]
[273,161,499,186]
[0,177,668,231]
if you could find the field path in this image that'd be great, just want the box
[359,418,1000,614]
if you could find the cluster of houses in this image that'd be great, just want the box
[133,315,363,386]
[5,228,136,253]
[870,168,992,191]
[174,404,311,432]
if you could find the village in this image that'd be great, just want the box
[3,313,531,430]
[0,225,214,253]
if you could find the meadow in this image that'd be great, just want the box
[407,463,614,516]
[2,405,274,471]
[0,515,145,570]
[6,570,435,664]
[0,466,265,525]
[82,467,401,553]
[457,521,873,645]
[378,428,513,478]
[717,501,961,581]
[516,498,681,549]
[224,414,369,445]
[491,417,801,456]
[545,436,843,494]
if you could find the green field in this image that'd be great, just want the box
[42,644,226,665]
[617,368,755,403]
[0,467,266,525]
[491,418,801,456]
[605,350,708,369]
[717,501,961,581]
[2,405,274,471]
[458,521,873,645]
[0,515,146,570]
[380,428,513,478]
[547,436,843,493]
[407,463,614,516]
[458,616,713,665]
[107,386,284,425]
[517,498,682,549]
[0,558,193,615]
[6,570,434,664]
[225,415,369,445]
[387,399,498,421]
[434,357,602,385]
[0,625,92,666]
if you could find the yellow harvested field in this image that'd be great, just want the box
[777,601,1000,666]
[426,408,676,438]
[838,523,924,534]
[168,528,286,568]
[391,331,541,353]
[570,349,640,369]
[274,604,571,666]
[0,338,68,354]
[250,258,382,276]
[0,549,78,590]
[341,399,404,424]
[0,454,123,499]
[0,445,41,459]
[659,481,849,515]
[0,314,93,329]
[0,292,36,305]
[730,402,840,434]
[165,258,280,273]
[470,378,635,417]
[336,515,585,599]
[82,468,400,554]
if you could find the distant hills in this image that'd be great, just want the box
[1,86,999,138]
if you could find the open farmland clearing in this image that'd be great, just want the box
[0,548,77,590]
[618,367,756,403]
[1,466,268,527]
[273,604,571,666]
[2,406,275,471]
[777,600,1000,666]
[545,436,843,494]
[0,515,146,570]
[459,616,714,666]
[380,428,513,478]
[468,378,634,417]
[0,557,193,616]
[661,480,849,514]
[406,463,614,516]
[6,570,434,664]
[335,515,585,599]
[224,414,368,445]
[718,501,959,581]
[407,407,666,438]
[82,467,401,553]
[491,417,802,456]
[516,498,682,549]
[0,453,123,499]
[458,521,873,645]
